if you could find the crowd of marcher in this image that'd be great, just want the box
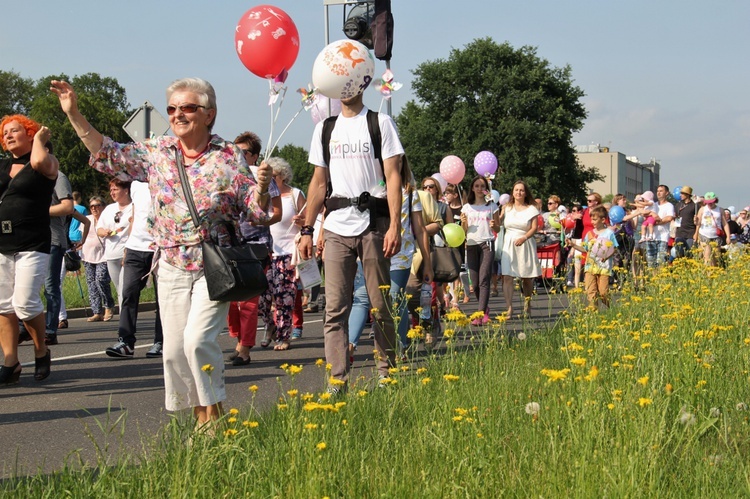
[1,75,743,433]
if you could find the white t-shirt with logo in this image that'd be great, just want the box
[308,107,405,237]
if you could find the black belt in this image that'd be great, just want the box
[326,192,390,230]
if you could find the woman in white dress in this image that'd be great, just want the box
[500,180,541,317]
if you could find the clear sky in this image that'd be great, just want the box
[2,0,749,208]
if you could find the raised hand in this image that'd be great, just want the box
[50,80,79,114]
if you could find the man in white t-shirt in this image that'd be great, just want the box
[105,181,163,358]
[646,184,675,268]
[298,91,404,392]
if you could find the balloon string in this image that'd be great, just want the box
[269,105,304,158]
[378,97,385,114]
[264,86,288,159]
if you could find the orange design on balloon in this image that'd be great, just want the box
[337,41,365,68]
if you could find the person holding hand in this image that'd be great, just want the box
[51,78,272,428]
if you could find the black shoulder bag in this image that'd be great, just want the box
[176,153,268,302]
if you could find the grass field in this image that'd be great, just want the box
[4,254,750,497]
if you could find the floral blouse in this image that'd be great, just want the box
[89,135,270,270]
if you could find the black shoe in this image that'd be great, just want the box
[146,342,162,358]
[18,330,32,344]
[231,355,251,366]
[0,363,21,385]
[34,351,51,381]
[105,340,135,358]
[44,334,58,346]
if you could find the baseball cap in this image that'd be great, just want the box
[704,192,717,203]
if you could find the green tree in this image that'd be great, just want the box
[396,38,600,205]
[0,70,34,118]
[29,73,133,199]
[275,143,312,193]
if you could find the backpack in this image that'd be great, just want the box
[321,110,382,203]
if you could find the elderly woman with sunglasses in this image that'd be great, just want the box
[97,178,132,318]
[51,78,272,428]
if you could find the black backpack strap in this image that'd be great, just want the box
[321,115,338,168]
[366,110,383,175]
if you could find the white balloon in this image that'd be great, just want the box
[491,189,500,204]
[431,173,447,192]
[310,95,342,125]
[727,205,736,214]
[312,40,375,100]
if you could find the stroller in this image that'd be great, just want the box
[536,240,565,293]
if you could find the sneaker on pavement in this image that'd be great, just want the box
[106,340,134,358]
[291,328,303,340]
[146,342,163,358]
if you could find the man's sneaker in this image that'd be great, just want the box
[105,340,134,358]
[44,333,58,345]
[146,342,163,358]
[291,328,303,340]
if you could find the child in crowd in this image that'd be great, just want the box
[566,205,618,309]
[635,191,656,241]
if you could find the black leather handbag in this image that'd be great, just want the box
[177,153,268,302]
[431,232,462,283]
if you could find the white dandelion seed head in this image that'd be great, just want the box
[525,402,540,415]
[679,412,696,426]
[709,407,721,418]
[736,402,748,411]
[517,332,527,341]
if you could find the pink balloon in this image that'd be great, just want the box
[498,193,510,205]
[474,151,498,176]
[439,155,466,185]
[310,95,342,124]
[431,173,447,192]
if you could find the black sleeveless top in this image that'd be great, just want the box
[0,155,56,254]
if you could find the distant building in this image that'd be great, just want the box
[575,144,660,201]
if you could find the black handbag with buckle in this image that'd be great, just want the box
[431,230,462,283]
[176,152,268,302]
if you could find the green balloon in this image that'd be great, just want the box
[549,214,562,229]
[443,223,466,247]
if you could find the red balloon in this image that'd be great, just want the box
[564,218,576,230]
[235,5,300,79]
[537,215,545,228]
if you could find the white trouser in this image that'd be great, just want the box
[157,260,229,411]
[0,251,49,320]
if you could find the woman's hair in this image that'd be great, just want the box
[400,156,416,192]
[467,176,490,205]
[0,114,40,151]
[588,192,602,204]
[444,183,463,204]
[612,193,627,206]
[88,195,105,207]
[234,131,262,156]
[511,180,535,207]
[266,156,293,184]
[421,176,443,199]
[109,178,132,194]
[548,195,561,205]
[166,78,217,131]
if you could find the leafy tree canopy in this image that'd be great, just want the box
[396,37,600,205]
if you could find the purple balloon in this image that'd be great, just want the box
[474,151,498,176]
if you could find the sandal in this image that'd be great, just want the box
[260,324,276,348]
[274,340,291,351]
[34,350,51,381]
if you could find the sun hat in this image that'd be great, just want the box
[680,186,693,195]
[704,192,717,204]
[642,190,654,202]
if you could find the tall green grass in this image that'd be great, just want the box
[59,271,155,310]
[4,254,750,496]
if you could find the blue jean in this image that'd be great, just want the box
[646,240,668,268]
[44,245,64,334]
[348,261,370,348]
[389,268,411,349]
[673,237,694,259]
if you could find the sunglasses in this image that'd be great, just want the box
[547,201,556,204]
[166,104,205,115]
[422,184,436,190]
[89,204,102,208]
[114,211,122,224]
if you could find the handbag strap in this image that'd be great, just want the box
[175,150,202,231]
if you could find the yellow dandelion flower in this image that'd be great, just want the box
[201,364,214,374]
[378,285,390,291]
[388,367,399,375]
[584,366,599,381]
[455,407,469,416]
[696,380,707,388]
[638,397,653,407]
[400,366,409,372]
[227,417,237,424]
[612,389,623,401]
[316,442,327,451]
[287,389,299,398]
[607,403,615,410]
[641,343,651,349]
[570,357,587,367]
[421,377,431,385]
[280,363,289,370]
[224,429,238,437]
[249,384,259,393]
[315,358,325,366]
[416,367,427,374]
[302,392,314,402]
[370,307,379,315]
[229,408,239,415]
[665,383,673,395]
[540,368,571,382]
[277,403,288,410]
[304,423,319,430]
[477,433,484,438]
[342,419,348,426]
[243,420,259,428]
[443,374,460,382]
[637,375,649,386]
[326,363,332,371]
[452,416,463,422]
[288,365,303,375]
[357,390,368,397]
[443,328,456,339]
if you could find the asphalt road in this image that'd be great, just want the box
[0,290,569,478]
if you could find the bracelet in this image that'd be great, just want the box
[78,125,92,138]
[300,225,314,237]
